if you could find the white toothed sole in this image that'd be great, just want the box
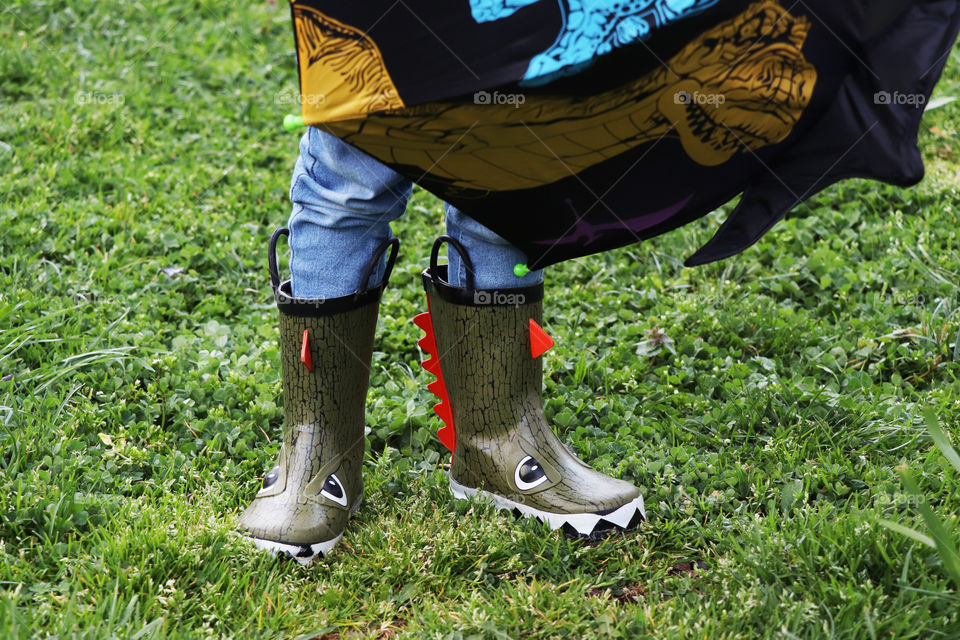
[246,535,342,565]
[237,496,362,564]
[448,474,645,538]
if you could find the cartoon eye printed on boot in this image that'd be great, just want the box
[514,455,548,491]
[257,467,280,494]
[319,473,348,506]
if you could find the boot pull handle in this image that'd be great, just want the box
[357,237,400,294]
[269,227,401,295]
[430,235,475,291]
[268,227,289,291]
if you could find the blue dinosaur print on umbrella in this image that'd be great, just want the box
[469,0,719,85]
[468,0,541,22]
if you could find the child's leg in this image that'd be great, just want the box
[288,127,412,298]
[445,204,544,288]
[238,127,410,563]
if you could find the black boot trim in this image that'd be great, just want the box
[421,265,543,306]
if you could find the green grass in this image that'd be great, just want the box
[2,1,960,638]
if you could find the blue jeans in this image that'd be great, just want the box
[288,127,544,299]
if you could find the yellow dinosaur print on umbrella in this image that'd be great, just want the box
[292,5,404,122]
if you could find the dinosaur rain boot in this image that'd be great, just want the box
[414,237,645,539]
[237,228,399,563]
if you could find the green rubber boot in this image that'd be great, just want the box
[237,228,398,563]
[415,237,645,539]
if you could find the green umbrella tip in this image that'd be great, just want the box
[283,114,306,132]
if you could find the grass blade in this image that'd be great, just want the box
[925,95,959,111]
[899,468,960,589]
[923,409,960,474]
[877,519,935,548]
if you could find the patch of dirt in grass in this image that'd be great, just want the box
[589,560,706,605]
[309,619,406,640]
[589,582,646,604]
[667,560,706,577]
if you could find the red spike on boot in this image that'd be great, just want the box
[301,329,313,372]
[529,319,554,359]
[437,423,456,452]
[414,313,437,354]
[413,306,456,453]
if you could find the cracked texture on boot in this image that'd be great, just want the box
[237,284,378,563]
[420,266,644,539]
